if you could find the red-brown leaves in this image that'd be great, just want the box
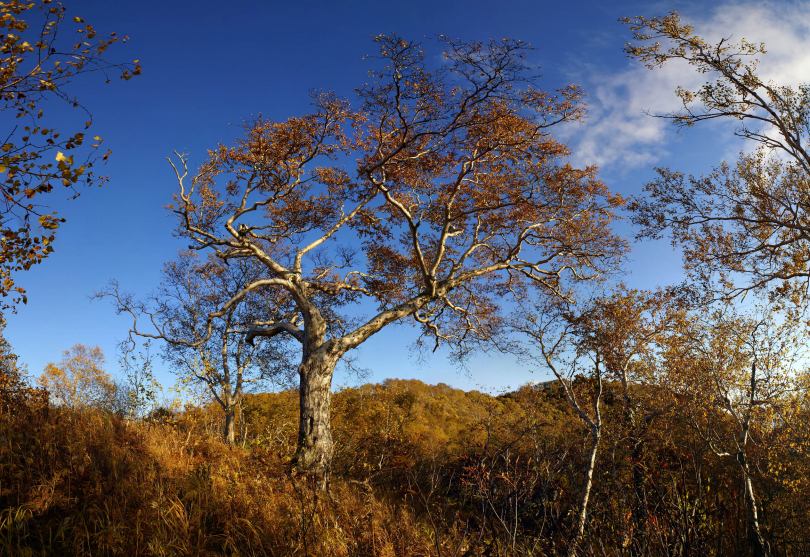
[173,35,623,355]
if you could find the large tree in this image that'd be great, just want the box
[0,0,139,306]
[124,36,623,480]
[625,13,810,304]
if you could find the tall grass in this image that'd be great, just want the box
[2,378,809,555]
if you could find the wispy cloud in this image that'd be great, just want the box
[569,1,810,171]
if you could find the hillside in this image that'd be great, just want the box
[2,377,809,556]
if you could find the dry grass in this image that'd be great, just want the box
[0,402,450,556]
[2,379,809,556]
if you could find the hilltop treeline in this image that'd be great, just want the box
[2,374,809,556]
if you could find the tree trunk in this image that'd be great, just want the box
[740,362,768,557]
[292,351,337,483]
[739,455,769,557]
[224,404,236,445]
[569,426,600,557]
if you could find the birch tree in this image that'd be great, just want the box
[115,35,624,480]
[660,307,801,557]
[518,297,606,555]
[105,252,293,444]
[581,288,680,553]
[38,344,117,411]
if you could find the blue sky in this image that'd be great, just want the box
[6,0,809,395]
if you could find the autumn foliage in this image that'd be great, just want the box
[1,377,809,556]
[3,4,810,557]
[0,0,139,305]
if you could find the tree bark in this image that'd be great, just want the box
[285,292,428,484]
[739,361,768,557]
[739,452,769,557]
[569,426,600,557]
[224,404,236,445]
[291,350,337,483]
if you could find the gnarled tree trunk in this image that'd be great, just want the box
[291,349,338,482]
[285,295,417,483]
[224,404,236,445]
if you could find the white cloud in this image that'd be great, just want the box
[571,1,810,171]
